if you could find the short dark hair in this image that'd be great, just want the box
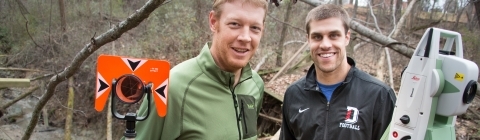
[305,4,350,34]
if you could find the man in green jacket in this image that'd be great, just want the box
[121,0,267,139]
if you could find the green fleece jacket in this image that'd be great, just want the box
[121,43,264,140]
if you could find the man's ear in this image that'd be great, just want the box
[209,11,217,32]
[306,34,310,43]
[345,30,351,46]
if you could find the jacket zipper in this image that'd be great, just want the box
[324,102,330,140]
[230,76,252,140]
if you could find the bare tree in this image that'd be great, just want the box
[64,77,74,140]
[453,1,468,30]
[474,0,480,28]
[392,0,417,39]
[58,0,66,32]
[276,1,293,66]
[22,0,168,139]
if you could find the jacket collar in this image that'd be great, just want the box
[304,57,356,90]
[196,43,253,87]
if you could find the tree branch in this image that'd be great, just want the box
[349,21,414,57]
[21,0,167,139]
[267,13,306,33]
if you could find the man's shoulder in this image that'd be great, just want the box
[250,70,264,86]
[285,76,306,94]
[170,57,201,76]
[352,68,391,90]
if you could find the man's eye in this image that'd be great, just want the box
[229,22,240,26]
[330,34,340,39]
[312,36,321,40]
[252,26,262,32]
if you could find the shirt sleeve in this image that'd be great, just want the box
[372,88,397,140]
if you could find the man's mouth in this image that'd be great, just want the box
[319,53,336,58]
[233,48,249,53]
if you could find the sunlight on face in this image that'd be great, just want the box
[307,17,350,73]
[209,1,265,73]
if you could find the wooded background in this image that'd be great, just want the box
[0,0,479,139]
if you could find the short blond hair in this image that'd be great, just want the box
[212,0,268,21]
[305,4,350,34]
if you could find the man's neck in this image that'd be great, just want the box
[233,69,242,86]
[316,64,351,85]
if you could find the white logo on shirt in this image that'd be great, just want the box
[339,106,360,130]
[298,108,309,113]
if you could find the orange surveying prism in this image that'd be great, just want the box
[95,55,170,117]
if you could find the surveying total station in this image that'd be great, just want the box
[382,28,478,140]
[95,55,170,139]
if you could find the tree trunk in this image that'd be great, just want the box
[64,77,74,140]
[58,0,67,42]
[474,0,480,28]
[385,48,394,89]
[430,0,437,19]
[376,50,386,81]
[395,0,402,22]
[392,0,417,39]
[88,0,92,16]
[367,1,385,81]
[466,4,474,30]
[276,1,292,67]
[353,0,358,19]
[453,2,466,30]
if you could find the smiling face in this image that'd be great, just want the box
[209,0,266,73]
[308,17,350,74]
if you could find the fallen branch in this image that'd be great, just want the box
[268,42,308,85]
[259,113,282,123]
[31,73,55,81]
[0,78,30,88]
[288,52,310,73]
[0,67,45,72]
[264,88,283,102]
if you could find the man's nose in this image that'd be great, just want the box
[319,39,332,50]
[237,27,252,43]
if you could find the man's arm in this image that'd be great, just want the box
[280,94,296,140]
[372,88,397,140]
